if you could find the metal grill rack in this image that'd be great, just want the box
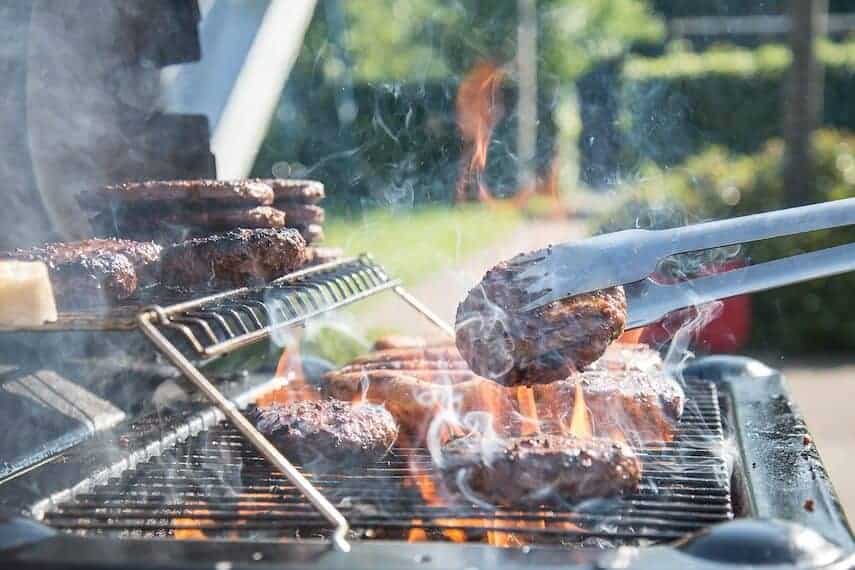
[135,255,452,551]
[41,383,731,544]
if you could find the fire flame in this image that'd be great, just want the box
[172,511,213,540]
[566,383,592,438]
[455,61,506,202]
[515,386,540,436]
[256,347,320,406]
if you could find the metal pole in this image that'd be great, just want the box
[516,0,538,193]
[138,309,352,553]
[784,0,827,206]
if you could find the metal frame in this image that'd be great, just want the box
[136,255,455,552]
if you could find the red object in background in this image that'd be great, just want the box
[629,260,752,353]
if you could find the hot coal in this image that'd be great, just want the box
[441,434,641,507]
[455,257,627,386]
[160,228,307,289]
[247,399,397,470]
[534,344,685,443]
[3,238,162,307]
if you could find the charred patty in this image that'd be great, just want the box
[258,178,325,204]
[160,228,307,289]
[534,343,685,444]
[441,434,641,507]
[247,399,397,470]
[78,179,274,209]
[3,238,162,307]
[455,257,628,386]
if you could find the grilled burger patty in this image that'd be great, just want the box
[441,434,641,507]
[258,178,325,204]
[294,223,324,244]
[160,228,307,289]
[3,239,162,307]
[279,204,325,225]
[169,206,287,230]
[534,343,684,444]
[247,399,397,469]
[78,179,274,209]
[455,257,628,386]
[323,345,516,444]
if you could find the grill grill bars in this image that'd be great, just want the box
[41,383,732,545]
[141,256,400,357]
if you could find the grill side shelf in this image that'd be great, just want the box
[683,355,855,551]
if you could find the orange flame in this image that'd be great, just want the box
[172,511,213,540]
[566,383,592,438]
[515,386,540,436]
[256,346,320,406]
[456,61,506,202]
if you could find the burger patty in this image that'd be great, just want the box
[372,335,429,351]
[172,206,286,230]
[258,178,325,204]
[455,257,628,386]
[348,346,462,366]
[160,228,307,289]
[77,179,274,209]
[294,223,324,244]
[279,204,324,225]
[3,239,162,307]
[247,399,397,469]
[441,434,641,507]
[533,344,685,444]
[323,345,515,445]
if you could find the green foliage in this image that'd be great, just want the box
[598,130,855,353]
[620,40,855,166]
[340,0,663,82]
[541,0,664,79]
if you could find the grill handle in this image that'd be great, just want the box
[138,307,352,553]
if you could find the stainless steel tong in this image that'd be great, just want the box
[516,198,855,328]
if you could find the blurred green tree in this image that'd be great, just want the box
[341,0,664,82]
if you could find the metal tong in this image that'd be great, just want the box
[516,198,855,328]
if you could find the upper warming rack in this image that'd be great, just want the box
[138,255,399,358]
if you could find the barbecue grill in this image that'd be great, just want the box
[0,256,852,569]
[1,1,854,568]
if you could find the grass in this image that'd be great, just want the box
[324,203,522,285]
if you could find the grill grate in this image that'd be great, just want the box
[145,255,399,358]
[41,382,732,546]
